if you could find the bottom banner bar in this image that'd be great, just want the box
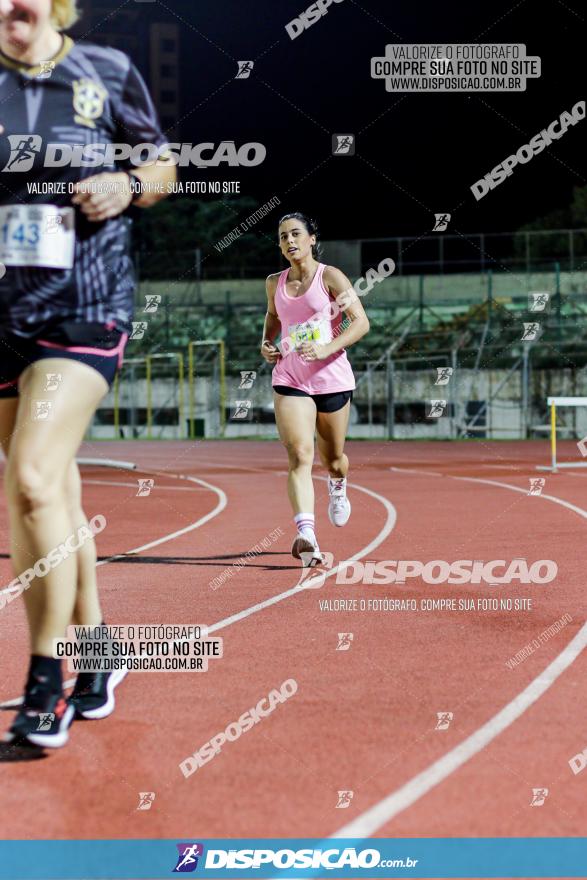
[0,838,585,879]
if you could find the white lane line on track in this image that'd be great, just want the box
[100,475,228,560]
[0,473,395,707]
[332,622,587,837]
[480,464,524,471]
[390,466,444,477]
[330,472,587,838]
[206,476,396,636]
[453,475,587,522]
[1,472,227,704]
[0,475,227,594]
[82,479,207,492]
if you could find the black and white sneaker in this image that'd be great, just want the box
[69,668,128,720]
[3,688,74,749]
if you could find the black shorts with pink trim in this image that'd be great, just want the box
[0,321,128,398]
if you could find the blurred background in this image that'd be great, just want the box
[72,0,587,445]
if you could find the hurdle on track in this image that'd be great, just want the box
[536,396,587,472]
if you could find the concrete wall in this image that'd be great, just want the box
[89,366,587,442]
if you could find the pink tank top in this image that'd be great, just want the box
[271,263,356,394]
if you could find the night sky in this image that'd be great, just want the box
[77,0,585,241]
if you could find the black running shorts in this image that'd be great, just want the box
[0,321,127,398]
[273,385,353,413]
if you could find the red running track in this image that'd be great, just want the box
[0,440,585,859]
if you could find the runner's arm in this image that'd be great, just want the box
[322,265,369,355]
[261,275,281,362]
[72,59,176,219]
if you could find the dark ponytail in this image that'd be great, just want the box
[278,212,323,260]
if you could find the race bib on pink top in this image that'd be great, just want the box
[272,263,356,395]
[287,316,332,347]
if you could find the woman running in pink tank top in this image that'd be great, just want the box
[261,213,370,565]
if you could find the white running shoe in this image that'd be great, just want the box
[292,531,324,567]
[328,477,351,527]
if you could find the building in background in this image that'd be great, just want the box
[72,1,181,138]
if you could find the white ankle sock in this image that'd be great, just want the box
[294,512,315,541]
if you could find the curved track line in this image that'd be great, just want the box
[0,473,395,707]
[390,466,444,477]
[0,470,227,707]
[331,473,587,838]
[82,479,207,492]
[103,475,227,560]
[207,476,397,636]
[332,623,587,838]
[453,475,587,522]
[0,474,227,598]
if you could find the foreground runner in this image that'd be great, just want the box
[261,213,369,565]
[0,0,175,747]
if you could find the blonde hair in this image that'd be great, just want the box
[51,0,80,30]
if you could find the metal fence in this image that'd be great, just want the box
[358,229,587,276]
[89,351,587,443]
[135,228,587,281]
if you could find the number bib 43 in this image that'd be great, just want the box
[0,204,75,269]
